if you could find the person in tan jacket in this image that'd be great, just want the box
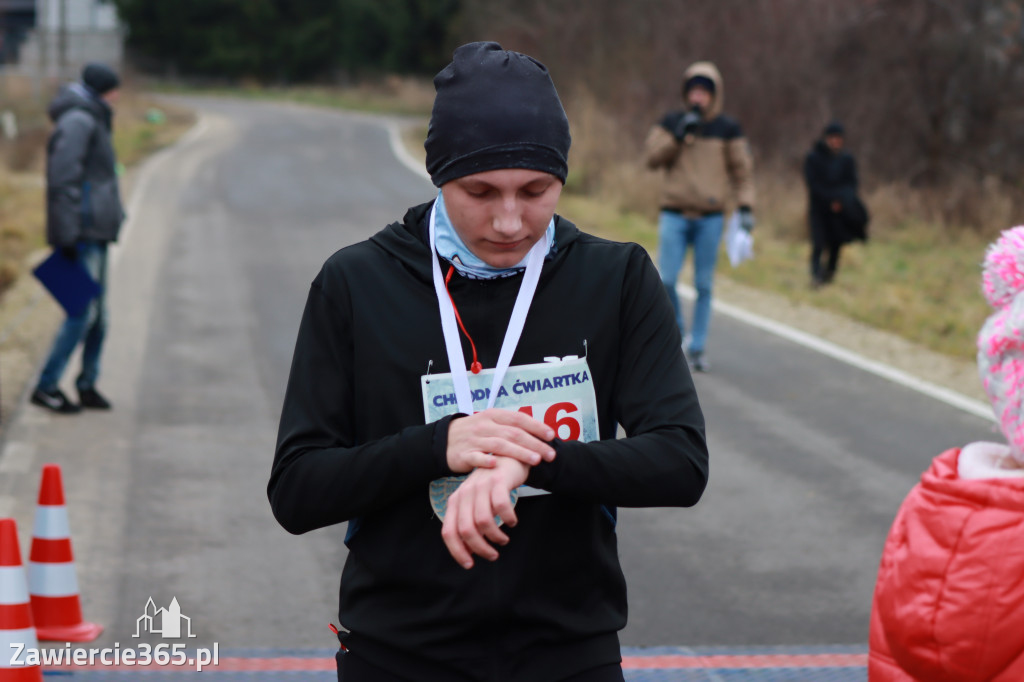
[645,62,755,372]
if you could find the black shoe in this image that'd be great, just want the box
[689,351,711,373]
[78,387,112,410]
[31,388,81,414]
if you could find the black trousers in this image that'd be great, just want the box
[809,211,845,282]
[336,650,625,682]
[810,241,842,282]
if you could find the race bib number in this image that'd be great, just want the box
[423,355,599,519]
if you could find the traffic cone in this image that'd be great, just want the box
[0,519,43,680]
[27,464,102,642]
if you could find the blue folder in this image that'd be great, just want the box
[32,249,101,317]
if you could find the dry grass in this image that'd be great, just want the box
[0,170,45,293]
[560,163,994,361]
[154,75,436,117]
[113,94,196,166]
[723,212,991,360]
[402,123,428,165]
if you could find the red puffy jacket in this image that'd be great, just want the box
[869,447,1024,681]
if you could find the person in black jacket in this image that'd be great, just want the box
[32,63,125,414]
[804,121,862,288]
[269,42,709,682]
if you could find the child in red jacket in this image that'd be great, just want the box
[868,226,1024,681]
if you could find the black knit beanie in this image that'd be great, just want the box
[424,42,571,187]
[683,75,716,96]
[82,63,120,95]
[824,120,845,137]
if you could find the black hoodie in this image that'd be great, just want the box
[269,202,708,681]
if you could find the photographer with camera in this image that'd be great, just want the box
[645,62,755,372]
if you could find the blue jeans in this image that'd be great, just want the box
[37,241,109,392]
[657,211,724,354]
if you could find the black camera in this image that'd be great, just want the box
[674,106,703,140]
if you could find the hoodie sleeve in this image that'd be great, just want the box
[46,110,96,247]
[268,271,452,535]
[644,115,682,170]
[724,125,755,210]
[525,246,708,507]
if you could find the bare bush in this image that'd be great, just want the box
[456,0,1024,231]
[1,127,48,173]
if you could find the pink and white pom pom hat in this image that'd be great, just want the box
[977,226,1024,468]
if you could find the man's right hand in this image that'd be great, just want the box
[59,245,78,261]
[446,408,556,473]
[673,108,702,141]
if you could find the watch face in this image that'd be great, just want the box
[429,476,519,527]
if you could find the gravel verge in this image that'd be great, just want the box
[714,276,987,405]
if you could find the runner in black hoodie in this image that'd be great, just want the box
[269,42,709,682]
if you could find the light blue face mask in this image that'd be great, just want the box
[433,191,555,279]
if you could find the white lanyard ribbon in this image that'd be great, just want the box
[429,202,549,414]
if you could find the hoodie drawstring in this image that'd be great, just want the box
[444,265,482,374]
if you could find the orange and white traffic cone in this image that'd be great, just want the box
[0,518,43,681]
[27,464,102,642]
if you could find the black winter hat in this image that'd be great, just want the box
[684,75,716,96]
[82,63,120,95]
[424,42,571,187]
[824,121,845,137]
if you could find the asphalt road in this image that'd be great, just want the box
[0,97,997,653]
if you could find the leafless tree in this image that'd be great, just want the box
[458,0,1024,227]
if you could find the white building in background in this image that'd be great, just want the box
[1,0,123,81]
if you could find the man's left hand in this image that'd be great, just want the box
[739,207,755,233]
[440,457,530,569]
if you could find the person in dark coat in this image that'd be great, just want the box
[31,63,125,414]
[803,121,864,288]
